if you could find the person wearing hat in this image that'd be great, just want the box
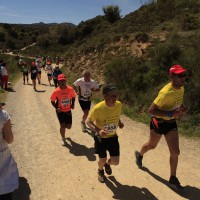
[0,103,19,199]
[52,65,62,88]
[86,85,124,183]
[73,69,100,132]
[29,61,38,91]
[135,64,187,191]
[50,74,76,146]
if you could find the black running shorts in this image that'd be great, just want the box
[150,117,177,135]
[94,135,120,158]
[23,72,28,76]
[79,100,91,111]
[31,74,37,80]
[56,110,72,125]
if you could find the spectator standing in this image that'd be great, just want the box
[0,59,3,87]
[0,103,19,200]
[1,62,9,90]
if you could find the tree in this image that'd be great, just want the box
[102,5,121,23]
[0,32,5,42]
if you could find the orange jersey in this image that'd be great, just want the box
[50,86,76,112]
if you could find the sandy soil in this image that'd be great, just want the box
[4,70,200,200]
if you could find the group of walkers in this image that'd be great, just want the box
[0,63,187,199]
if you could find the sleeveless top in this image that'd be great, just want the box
[0,110,19,195]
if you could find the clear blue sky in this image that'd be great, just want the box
[0,0,147,25]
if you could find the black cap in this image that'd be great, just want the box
[0,103,5,106]
[102,85,117,95]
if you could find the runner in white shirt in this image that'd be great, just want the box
[73,69,100,132]
[35,58,42,84]
[45,62,53,86]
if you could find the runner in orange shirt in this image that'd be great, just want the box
[50,74,76,146]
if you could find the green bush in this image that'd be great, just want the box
[135,32,150,43]
[104,57,149,106]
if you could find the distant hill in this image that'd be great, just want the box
[0,22,76,52]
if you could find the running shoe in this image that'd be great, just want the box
[169,176,184,190]
[98,169,105,183]
[81,122,87,132]
[104,163,112,175]
[61,138,66,146]
[135,150,143,168]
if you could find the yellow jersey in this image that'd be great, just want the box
[153,82,184,120]
[89,100,122,138]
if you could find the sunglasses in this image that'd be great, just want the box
[174,74,186,78]
[106,94,118,98]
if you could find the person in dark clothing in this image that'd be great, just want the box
[52,65,62,88]
[29,61,38,91]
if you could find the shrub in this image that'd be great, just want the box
[104,57,149,106]
[135,32,150,43]
[102,5,121,24]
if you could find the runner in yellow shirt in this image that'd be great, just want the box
[87,85,124,183]
[135,64,187,191]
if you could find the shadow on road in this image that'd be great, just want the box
[64,137,96,161]
[105,176,158,200]
[5,88,16,92]
[85,127,95,138]
[35,89,46,93]
[12,177,31,200]
[142,167,200,200]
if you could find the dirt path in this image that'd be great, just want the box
[5,70,200,200]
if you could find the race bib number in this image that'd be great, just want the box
[61,99,70,107]
[83,90,91,98]
[32,70,37,73]
[104,123,117,132]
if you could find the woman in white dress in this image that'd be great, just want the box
[0,103,19,200]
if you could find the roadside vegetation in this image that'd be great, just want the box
[0,0,199,137]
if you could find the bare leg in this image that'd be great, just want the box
[98,157,107,170]
[139,129,162,156]
[164,130,180,176]
[82,109,89,123]
[107,156,119,166]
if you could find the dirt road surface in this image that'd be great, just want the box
[5,71,200,200]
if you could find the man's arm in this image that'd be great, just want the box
[148,103,186,118]
[51,101,57,109]
[86,118,108,137]
[118,119,124,129]
[71,97,75,109]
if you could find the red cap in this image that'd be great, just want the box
[169,65,187,75]
[58,74,67,81]
[31,61,35,66]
